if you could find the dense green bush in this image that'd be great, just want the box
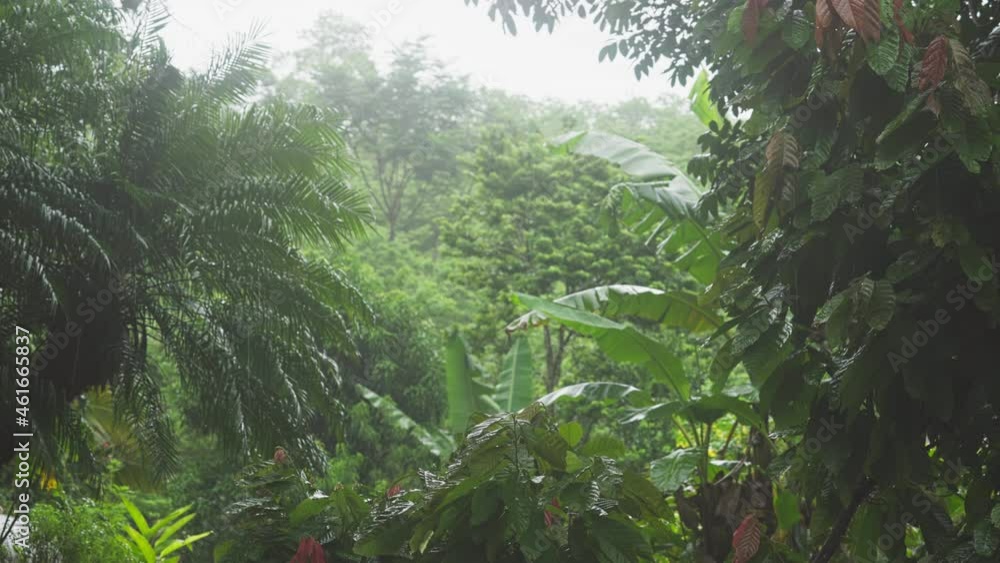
[22,497,140,563]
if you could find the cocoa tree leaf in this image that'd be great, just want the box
[830,0,882,43]
[766,130,799,169]
[892,0,914,44]
[868,27,900,76]
[815,0,835,47]
[732,514,762,563]
[782,10,812,49]
[742,0,763,43]
[919,36,949,91]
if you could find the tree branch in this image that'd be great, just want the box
[809,478,876,563]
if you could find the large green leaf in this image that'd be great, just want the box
[553,130,688,180]
[607,177,702,229]
[121,497,152,538]
[149,504,193,536]
[159,532,213,558]
[508,285,722,334]
[623,395,762,431]
[602,182,723,285]
[152,514,196,550]
[650,448,704,492]
[689,69,726,129]
[686,394,764,431]
[557,130,724,287]
[774,490,802,530]
[123,526,156,563]
[513,294,689,400]
[537,382,641,406]
[445,332,501,434]
[621,401,683,424]
[494,336,535,411]
[358,385,455,457]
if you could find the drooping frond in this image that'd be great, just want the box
[0,0,373,479]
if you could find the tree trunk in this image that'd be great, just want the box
[542,326,568,393]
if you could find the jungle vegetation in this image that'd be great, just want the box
[1,0,999,562]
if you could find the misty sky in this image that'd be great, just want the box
[161,0,682,103]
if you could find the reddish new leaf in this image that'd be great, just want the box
[892,0,914,45]
[919,36,949,91]
[290,537,326,563]
[815,0,834,47]
[543,497,561,527]
[742,0,768,43]
[733,514,762,563]
[386,484,402,498]
[830,0,881,43]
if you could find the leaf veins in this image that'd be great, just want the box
[830,0,881,44]
[919,36,949,91]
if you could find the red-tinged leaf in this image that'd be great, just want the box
[919,36,949,91]
[892,0,914,45]
[544,497,561,527]
[386,484,402,498]
[830,0,881,43]
[733,514,762,563]
[742,0,768,43]
[815,0,834,47]
[290,537,326,563]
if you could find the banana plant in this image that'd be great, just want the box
[355,385,455,458]
[355,332,535,458]
[518,130,779,562]
[362,329,646,458]
[553,130,725,285]
[507,286,775,563]
[120,497,212,563]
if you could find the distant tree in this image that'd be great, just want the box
[282,14,475,242]
[441,130,687,391]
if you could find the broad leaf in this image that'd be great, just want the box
[445,332,502,434]
[152,514,196,550]
[733,514,763,563]
[358,385,455,457]
[124,526,156,563]
[494,336,535,412]
[514,294,689,399]
[689,69,726,129]
[159,532,213,558]
[553,130,686,180]
[508,285,722,334]
[919,36,949,91]
[830,0,881,43]
[121,497,152,538]
[537,382,640,406]
[650,448,703,492]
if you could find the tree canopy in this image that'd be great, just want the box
[3,1,1000,562]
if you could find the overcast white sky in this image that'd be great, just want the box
[160,0,682,104]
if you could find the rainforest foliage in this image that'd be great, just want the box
[1,0,999,562]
